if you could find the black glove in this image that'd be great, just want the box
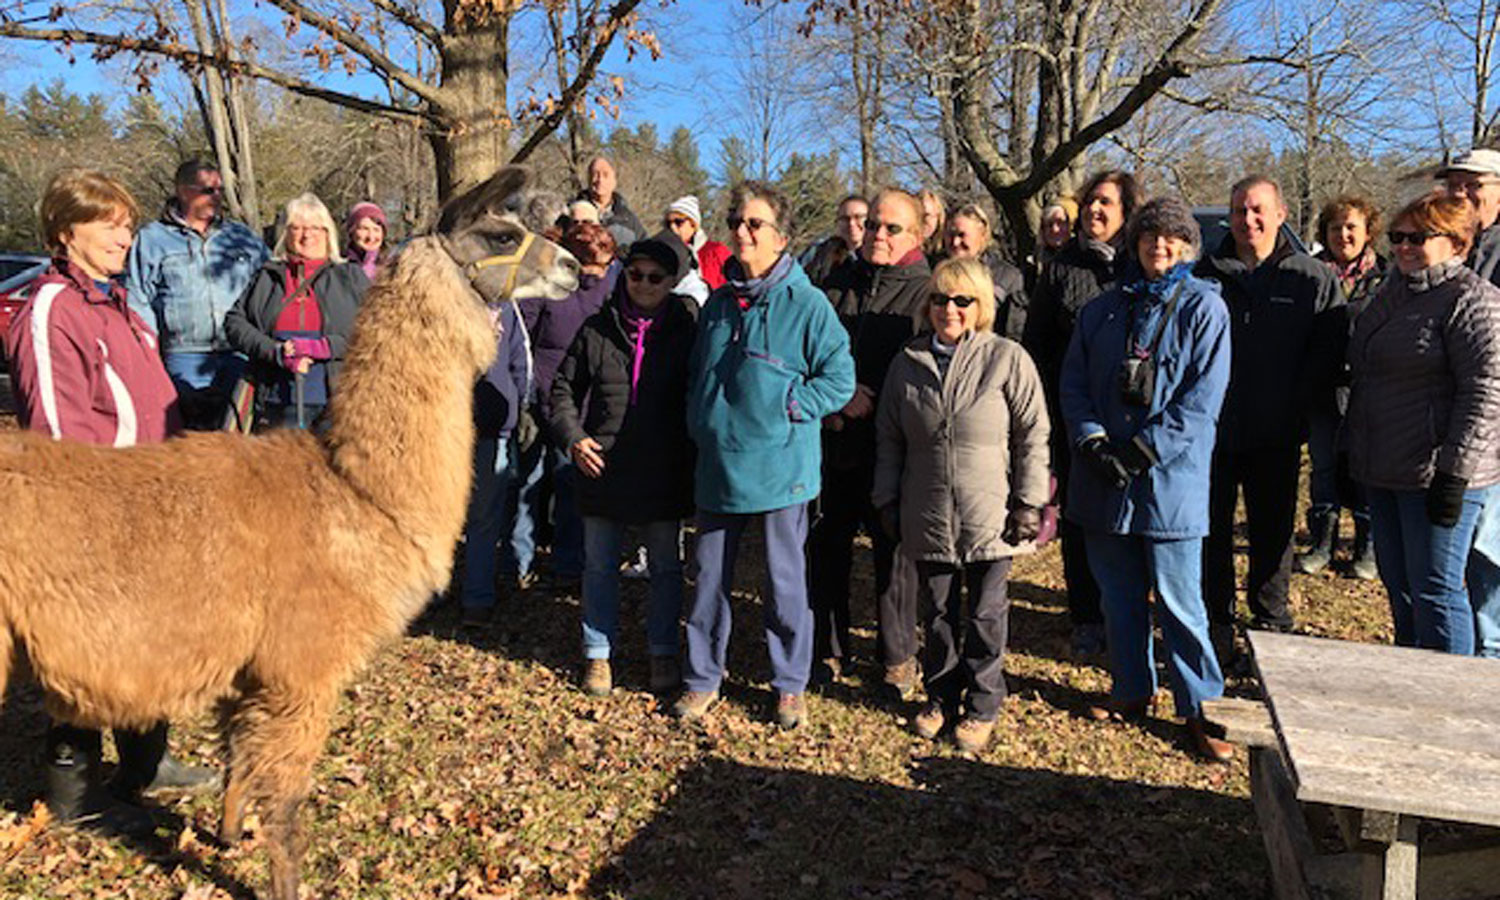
[1003,506,1042,545]
[1116,436,1159,476]
[1080,435,1130,489]
[878,503,901,543]
[516,407,540,454]
[1426,471,1468,527]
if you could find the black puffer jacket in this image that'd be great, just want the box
[1022,236,1122,401]
[1346,259,1500,491]
[223,258,368,393]
[1195,233,1344,451]
[548,290,698,523]
[821,254,932,470]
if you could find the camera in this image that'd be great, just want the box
[1118,356,1155,407]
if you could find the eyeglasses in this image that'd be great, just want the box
[626,268,668,285]
[727,216,778,234]
[1387,230,1450,246]
[929,293,978,308]
[186,185,222,196]
[666,216,694,228]
[866,219,905,236]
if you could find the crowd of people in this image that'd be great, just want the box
[10,143,1500,833]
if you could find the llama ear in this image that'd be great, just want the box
[437,167,530,237]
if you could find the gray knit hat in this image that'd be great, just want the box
[1125,195,1201,259]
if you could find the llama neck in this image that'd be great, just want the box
[324,245,492,570]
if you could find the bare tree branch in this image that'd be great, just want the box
[257,0,446,108]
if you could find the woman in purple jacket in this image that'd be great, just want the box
[504,222,620,589]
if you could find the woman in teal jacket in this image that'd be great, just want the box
[676,181,855,731]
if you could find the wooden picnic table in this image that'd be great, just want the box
[1244,630,1500,900]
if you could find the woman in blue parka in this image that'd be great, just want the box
[1059,195,1234,762]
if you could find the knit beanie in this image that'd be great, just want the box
[1125,196,1201,257]
[625,237,681,277]
[345,201,387,233]
[666,195,701,226]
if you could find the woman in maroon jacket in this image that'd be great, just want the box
[5,168,214,834]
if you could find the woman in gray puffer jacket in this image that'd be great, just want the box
[873,256,1051,752]
[1346,192,1500,656]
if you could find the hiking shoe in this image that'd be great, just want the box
[913,702,947,740]
[954,716,996,753]
[583,659,612,697]
[1350,554,1379,581]
[649,655,681,694]
[514,571,539,591]
[672,689,719,722]
[1186,716,1234,763]
[775,693,807,731]
[460,605,492,631]
[883,658,920,702]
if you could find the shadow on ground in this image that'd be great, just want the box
[587,755,1263,900]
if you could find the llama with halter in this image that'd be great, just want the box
[0,167,578,900]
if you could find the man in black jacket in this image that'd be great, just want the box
[1195,175,1344,655]
[813,187,929,697]
[579,156,645,250]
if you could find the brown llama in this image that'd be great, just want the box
[0,167,578,900]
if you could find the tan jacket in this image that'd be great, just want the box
[872,330,1051,563]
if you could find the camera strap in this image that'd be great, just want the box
[1127,282,1184,360]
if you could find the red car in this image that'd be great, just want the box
[0,254,50,364]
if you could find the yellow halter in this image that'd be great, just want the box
[463,231,537,298]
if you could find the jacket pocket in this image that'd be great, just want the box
[715,348,797,451]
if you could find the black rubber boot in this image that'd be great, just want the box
[1295,511,1336,575]
[110,722,220,800]
[45,724,155,836]
[1350,517,1379,581]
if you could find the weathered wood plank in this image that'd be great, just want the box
[1358,814,1417,900]
[1202,697,1277,747]
[1251,747,1317,900]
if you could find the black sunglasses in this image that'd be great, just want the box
[929,293,978,308]
[626,268,668,285]
[1387,229,1450,246]
[726,215,778,234]
[187,185,223,197]
[866,219,905,236]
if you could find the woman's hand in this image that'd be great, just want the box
[572,437,606,478]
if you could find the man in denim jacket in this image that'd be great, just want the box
[125,160,268,428]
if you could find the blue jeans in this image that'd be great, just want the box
[1085,533,1224,718]
[582,517,683,659]
[1469,498,1500,659]
[460,437,513,611]
[684,504,812,696]
[504,440,583,579]
[1367,486,1487,655]
[163,350,244,394]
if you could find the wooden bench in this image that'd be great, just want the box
[1202,632,1500,900]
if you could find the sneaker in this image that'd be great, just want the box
[514,571,539,591]
[649,655,681,694]
[672,689,719,722]
[1350,554,1379,582]
[621,546,650,580]
[954,716,996,753]
[1070,623,1107,657]
[775,693,807,731]
[460,606,491,631]
[582,659,612,697]
[913,702,947,740]
[883,658,920,702]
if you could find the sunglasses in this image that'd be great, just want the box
[626,268,668,285]
[1387,230,1450,246]
[726,216,778,234]
[666,216,694,228]
[866,219,905,236]
[929,293,978,308]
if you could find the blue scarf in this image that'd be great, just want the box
[723,253,794,307]
[1122,260,1193,299]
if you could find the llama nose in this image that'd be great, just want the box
[557,252,581,280]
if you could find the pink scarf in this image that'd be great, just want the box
[618,294,664,406]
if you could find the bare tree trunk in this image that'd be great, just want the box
[434,13,512,201]
[181,0,245,219]
[211,0,259,231]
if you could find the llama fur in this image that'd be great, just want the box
[0,168,573,900]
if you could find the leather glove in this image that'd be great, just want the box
[1080,435,1130,490]
[515,407,540,454]
[1003,506,1042,545]
[1116,436,1158,476]
[1426,471,1468,528]
[878,503,901,543]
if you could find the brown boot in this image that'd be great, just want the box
[1186,716,1234,763]
[954,717,996,753]
[913,702,947,740]
[582,659,612,697]
[882,658,919,702]
[1086,695,1154,722]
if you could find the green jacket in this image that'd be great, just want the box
[687,259,855,514]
